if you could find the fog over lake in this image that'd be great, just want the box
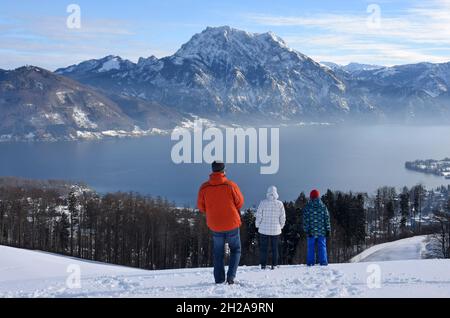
[1,125,449,207]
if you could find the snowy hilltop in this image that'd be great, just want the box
[1,236,449,298]
[350,235,436,262]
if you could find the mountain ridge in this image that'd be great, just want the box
[2,26,450,141]
[0,66,191,141]
[56,26,450,124]
[56,26,369,122]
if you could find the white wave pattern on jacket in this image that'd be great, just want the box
[256,186,286,236]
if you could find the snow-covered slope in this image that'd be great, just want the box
[1,244,449,298]
[350,236,430,263]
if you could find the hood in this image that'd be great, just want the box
[209,172,227,185]
[266,186,279,200]
[310,198,324,207]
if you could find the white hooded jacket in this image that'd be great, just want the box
[255,186,286,236]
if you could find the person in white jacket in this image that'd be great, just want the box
[255,186,286,269]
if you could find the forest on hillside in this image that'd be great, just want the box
[0,180,449,270]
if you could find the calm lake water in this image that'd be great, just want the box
[1,125,449,207]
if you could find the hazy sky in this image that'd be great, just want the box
[1,0,450,70]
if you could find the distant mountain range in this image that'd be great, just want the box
[321,62,384,73]
[1,26,450,141]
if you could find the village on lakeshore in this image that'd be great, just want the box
[405,158,450,179]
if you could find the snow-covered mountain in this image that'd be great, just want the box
[1,238,449,298]
[60,55,134,75]
[0,66,133,141]
[56,26,450,124]
[56,26,377,123]
[321,62,383,73]
[346,62,450,122]
[344,62,384,73]
[353,62,450,97]
[3,26,450,141]
[0,66,190,141]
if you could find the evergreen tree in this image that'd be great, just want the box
[399,187,410,236]
[240,209,258,265]
[412,184,425,233]
[58,211,71,254]
[280,195,304,264]
[68,190,79,256]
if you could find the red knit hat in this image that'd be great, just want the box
[310,189,320,200]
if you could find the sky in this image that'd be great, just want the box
[1,0,450,70]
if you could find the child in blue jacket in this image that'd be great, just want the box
[303,189,331,266]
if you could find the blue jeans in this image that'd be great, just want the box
[212,228,241,283]
[307,236,328,266]
[259,234,279,267]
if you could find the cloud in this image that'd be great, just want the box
[2,1,449,69]
[0,15,170,70]
[246,0,450,65]
[284,34,450,65]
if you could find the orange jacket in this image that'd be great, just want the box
[197,172,244,232]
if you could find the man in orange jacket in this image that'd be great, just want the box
[197,160,244,284]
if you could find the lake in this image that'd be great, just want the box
[1,125,449,207]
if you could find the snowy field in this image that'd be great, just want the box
[350,235,430,262]
[1,237,449,298]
